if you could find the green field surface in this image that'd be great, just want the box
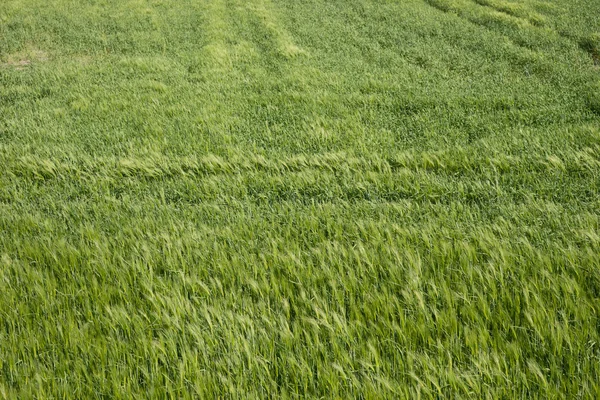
[1,0,599,397]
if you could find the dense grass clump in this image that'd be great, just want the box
[1,0,599,397]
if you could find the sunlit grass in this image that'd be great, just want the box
[1,0,599,397]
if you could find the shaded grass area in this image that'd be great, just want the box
[1,0,600,397]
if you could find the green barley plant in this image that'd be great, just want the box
[1,0,599,397]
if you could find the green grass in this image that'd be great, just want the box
[1,0,599,397]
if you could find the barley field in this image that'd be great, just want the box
[1,0,599,397]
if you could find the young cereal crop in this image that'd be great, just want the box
[0,0,599,398]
